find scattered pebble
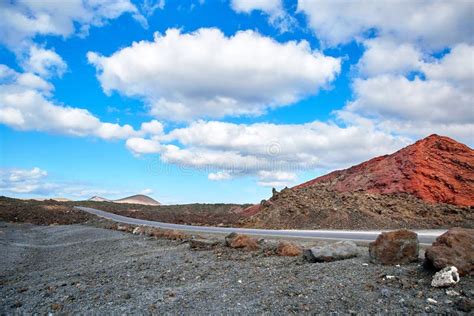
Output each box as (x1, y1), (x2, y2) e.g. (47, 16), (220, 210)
(446, 290), (460, 297)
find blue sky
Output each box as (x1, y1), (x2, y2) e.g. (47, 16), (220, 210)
(0, 0), (473, 203)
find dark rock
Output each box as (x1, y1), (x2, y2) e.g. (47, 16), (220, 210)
(424, 227), (474, 276)
(189, 239), (219, 251)
(456, 297), (473, 312)
(225, 232), (238, 246)
(303, 241), (358, 262)
(369, 230), (419, 265)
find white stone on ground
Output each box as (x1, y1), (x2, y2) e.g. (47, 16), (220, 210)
(431, 266), (460, 288)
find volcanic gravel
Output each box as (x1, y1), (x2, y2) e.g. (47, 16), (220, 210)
(1, 222), (473, 314)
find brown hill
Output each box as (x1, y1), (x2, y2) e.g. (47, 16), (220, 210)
(88, 196), (111, 202)
(244, 135), (474, 229)
(114, 194), (161, 206)
(296, 134), (474, 206)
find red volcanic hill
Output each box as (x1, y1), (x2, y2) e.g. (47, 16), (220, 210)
(295, 134), (474, 206)
(243, 135), (473, 230)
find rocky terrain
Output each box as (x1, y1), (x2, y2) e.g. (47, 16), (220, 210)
(0, 197), (93, 225)
(1, 221), (473, 314)
(244, 184), (473, 229)
(0, 197), (248, 227)
(71, 200), (248, 227)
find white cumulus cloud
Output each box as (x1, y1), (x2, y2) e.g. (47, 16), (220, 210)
(126, 137), (164, 154)
(230, 0), (296, 32)
(208, 171), (233, 181)
(0, 167), (51, 194)
(231, 0), (281, 13)
(125, 120), (408, 186)
(0, 65), (140, 140)
(297, 0), (474, 49)
(421, 43), (474, 91)
(340, 44), (474, 143)
(88, 28), (341, 121)
(357, 38), (424, 77)
(140, 120), (164, 136)
(257, 170), (297, 187)
(0, 167), (149, 199)
(21, 45), (67, 78)
(0, 0), (147, 51)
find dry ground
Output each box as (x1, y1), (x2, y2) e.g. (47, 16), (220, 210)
(0, 197), (93, 225)
(1, 221), (473, 314)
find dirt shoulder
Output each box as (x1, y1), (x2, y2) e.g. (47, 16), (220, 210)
(1, 222), (472, 314)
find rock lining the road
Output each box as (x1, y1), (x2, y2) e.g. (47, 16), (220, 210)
(425, 227), (474, 276)
(303, 241), (359, 263)
(369, 230), (419, 265)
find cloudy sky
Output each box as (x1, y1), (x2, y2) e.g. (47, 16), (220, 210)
(1, 0), (473, 203)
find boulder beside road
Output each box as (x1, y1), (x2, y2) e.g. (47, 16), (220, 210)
(425, 227), (474, 276)
(304, 241), (358, 262)
(225, 233), (261, 251)
(369, 230), (419, 265)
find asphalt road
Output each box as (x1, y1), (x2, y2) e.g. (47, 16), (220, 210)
(75, 206), (445, 245)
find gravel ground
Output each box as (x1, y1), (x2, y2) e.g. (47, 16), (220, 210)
(1, 221), (472, 314)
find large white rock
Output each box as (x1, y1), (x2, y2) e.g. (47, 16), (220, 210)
(431, 266), (460, 287)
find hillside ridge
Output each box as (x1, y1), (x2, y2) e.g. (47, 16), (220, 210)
(88, 194), (160, 206)
(295, 134), (474, 206)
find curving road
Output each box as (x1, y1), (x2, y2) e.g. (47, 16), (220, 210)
(75, 206), (445, 245)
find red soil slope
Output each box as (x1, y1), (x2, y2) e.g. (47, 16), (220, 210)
(295, 134), (474, 206)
